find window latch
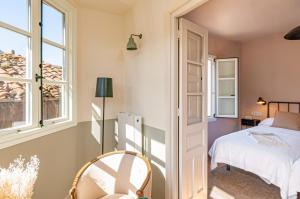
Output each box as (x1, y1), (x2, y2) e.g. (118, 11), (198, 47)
(35, 74), (43, 82)
(39, 120), (44, 127)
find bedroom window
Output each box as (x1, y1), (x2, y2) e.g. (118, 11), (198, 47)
(0, 0), (76, 148)
(207, 55), (216, 118)
(207, 56), (239, 119)
(215, 58), (239, 118)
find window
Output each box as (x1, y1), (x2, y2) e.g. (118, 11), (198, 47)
(215, 58), (239, 118)
(42, 3), (67, 122)
(0, 0), (76, 147)
(0, 0), (31, 131)
(207, 55), (216, 118)
(207, 56), (239, 119)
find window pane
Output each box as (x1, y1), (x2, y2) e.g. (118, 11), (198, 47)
(0, 0), (29, 31)
(218, 98), (235, 116)
(0, 28), (29, 78)
(43, 3), (64, 44)
(0, 81), (29, 130)
(218, 60), (235, 78)
(218, 79), (235, 96)
(43, 84), (65, 120)
(42, 43), (64, 81)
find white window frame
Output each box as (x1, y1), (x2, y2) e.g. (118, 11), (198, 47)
(0, 0), (77, 150)
(42, 1), (69, 126)
(207, 55), (216, 122)
(215, 58), (238, 118)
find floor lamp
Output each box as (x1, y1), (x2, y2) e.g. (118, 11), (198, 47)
(95, 77), (113, 154)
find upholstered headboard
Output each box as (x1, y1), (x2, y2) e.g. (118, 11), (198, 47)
(267, 101), (300, 117)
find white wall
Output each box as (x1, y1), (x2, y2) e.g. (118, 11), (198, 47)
(123, 1), (192, 198)
(77, 7), (126, 122)
(123, 0), (190, 131)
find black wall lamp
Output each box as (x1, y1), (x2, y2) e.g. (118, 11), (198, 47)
(284, 26), (300, 40)
(257, 97), (267, 105)
(127, 33), (142, 50)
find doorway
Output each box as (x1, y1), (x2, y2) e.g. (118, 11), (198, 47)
(169, 1), (209, 198)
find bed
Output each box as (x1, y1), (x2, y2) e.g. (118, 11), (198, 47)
(209, 101), (300, 199)
(289, 159), (300, 199)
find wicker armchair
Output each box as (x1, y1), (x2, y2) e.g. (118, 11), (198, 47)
(69, 151), (152, 199)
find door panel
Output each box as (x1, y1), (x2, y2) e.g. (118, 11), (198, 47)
(179, 18), (208, 199)
(187, 63), (202, 93)
(187, 95), (202, 125)
(187, 31), (203, 63)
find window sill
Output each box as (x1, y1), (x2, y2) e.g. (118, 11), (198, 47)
(208, 117), (217, 122)
(0, 120), (77, 150)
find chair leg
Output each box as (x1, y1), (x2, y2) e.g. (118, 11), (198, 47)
(297, 192), (300, 199)
(226, 164), (231, 171)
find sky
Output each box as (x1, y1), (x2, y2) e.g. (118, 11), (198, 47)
(0, 0), (64, 66)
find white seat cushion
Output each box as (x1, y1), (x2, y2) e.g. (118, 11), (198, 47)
(100, 194), (134, 199)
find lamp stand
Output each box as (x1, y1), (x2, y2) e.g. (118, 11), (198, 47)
(101, 97), (105, 154)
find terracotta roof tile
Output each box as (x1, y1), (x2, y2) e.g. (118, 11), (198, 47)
(0, 51), (62, 101)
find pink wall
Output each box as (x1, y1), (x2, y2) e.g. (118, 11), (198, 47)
(240, 33), (300, 119)
(208, 34), (241, 148)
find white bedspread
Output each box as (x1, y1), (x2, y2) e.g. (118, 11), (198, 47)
(247, 130), (289, 147)
(289, 159), (300, 199)
(209, 126), (300, 199)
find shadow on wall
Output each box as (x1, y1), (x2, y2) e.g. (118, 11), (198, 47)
(114, 118), (166, 199)
(143, 125), (166, 199)
(76, 102), (117, 167)
(91, 102), (102, 145)
(80, 105), (166, 199)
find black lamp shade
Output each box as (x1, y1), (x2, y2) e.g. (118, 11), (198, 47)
(95, 77), (113, 97)
(284, 26), (300, 40)
(257, 97), (266, 105)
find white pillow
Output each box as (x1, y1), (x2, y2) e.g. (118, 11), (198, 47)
(258, 118), (274, 127)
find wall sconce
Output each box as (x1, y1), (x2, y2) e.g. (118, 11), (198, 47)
(284, 26), (300, 40)
(257, 97), (267, 105)
(127, 34), (142, 50)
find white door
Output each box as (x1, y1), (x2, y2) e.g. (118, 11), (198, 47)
(178, 18), (208, 199)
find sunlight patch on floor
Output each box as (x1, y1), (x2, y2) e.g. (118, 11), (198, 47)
(210, 186), (235, 199)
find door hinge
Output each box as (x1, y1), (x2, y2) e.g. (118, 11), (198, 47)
(177, 109), (180, 116)
(177, 31), (181, 39)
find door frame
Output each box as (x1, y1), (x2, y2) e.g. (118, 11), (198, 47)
(168, 0), (209, 198)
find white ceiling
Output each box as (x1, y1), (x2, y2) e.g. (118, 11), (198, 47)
(75, 0), (137, 15)
(184, 0), (300, 42)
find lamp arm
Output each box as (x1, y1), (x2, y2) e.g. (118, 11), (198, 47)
(131, 33), (143, 39)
